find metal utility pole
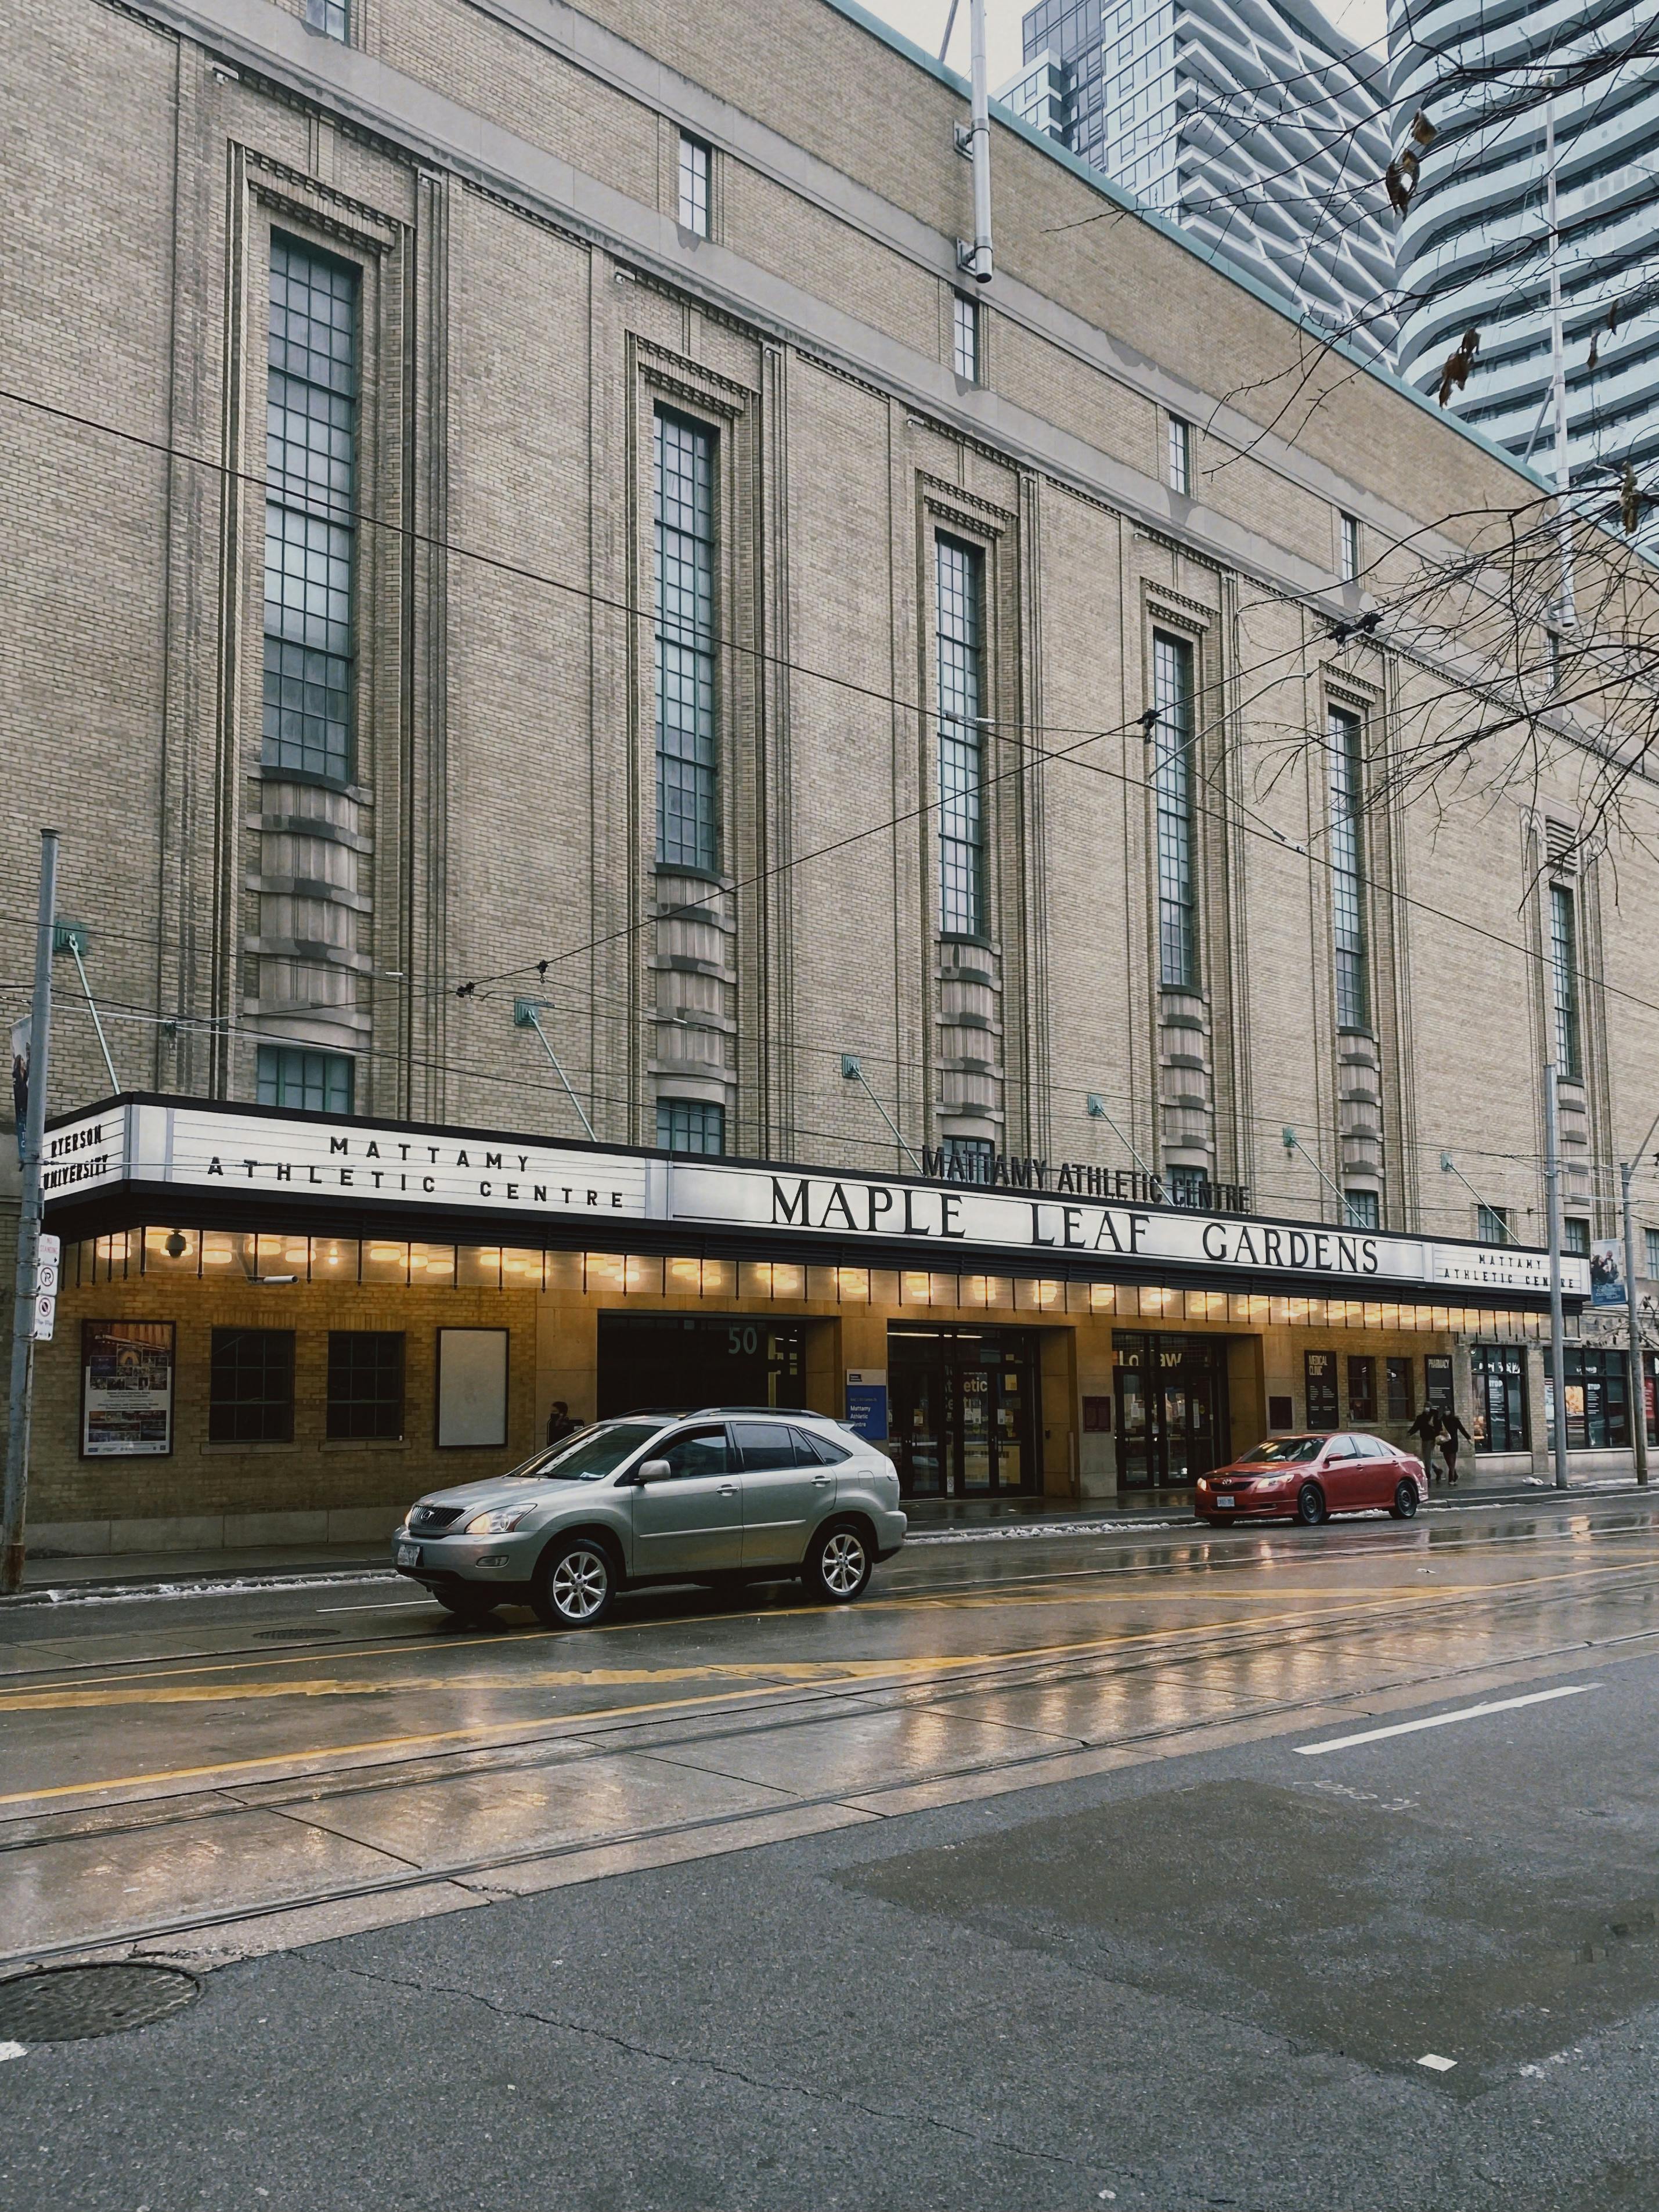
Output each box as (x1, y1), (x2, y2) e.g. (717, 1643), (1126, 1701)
(1618, 1103), (1659, 1488)
(1544, 1059), (1570, 1491)
(1545, 93), (1575, 632)
(952, 0), (994, 284)
(2, 831), (59, 1595)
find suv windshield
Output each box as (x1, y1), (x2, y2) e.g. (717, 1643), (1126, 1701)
(502, 1420), (665, 1482)
(1241, 1436), (1326, 1465)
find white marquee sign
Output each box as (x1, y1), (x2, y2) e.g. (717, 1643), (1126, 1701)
(43, 1101), (1585, 1302)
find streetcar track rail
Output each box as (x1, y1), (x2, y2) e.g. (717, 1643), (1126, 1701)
(6, 1607), (1658, 1976)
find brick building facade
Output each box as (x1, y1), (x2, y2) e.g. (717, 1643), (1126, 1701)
(1, 0), (1654, 1553)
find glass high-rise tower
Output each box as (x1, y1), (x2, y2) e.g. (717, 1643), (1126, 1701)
(1004, 0), (1399, 363)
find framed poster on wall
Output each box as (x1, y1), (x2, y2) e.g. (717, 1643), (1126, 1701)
(435, 1327), (509, 1449)
(81, 1320), (175, 1457)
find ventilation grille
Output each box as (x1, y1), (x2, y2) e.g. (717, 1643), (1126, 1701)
(1544, 820), (1579, 873)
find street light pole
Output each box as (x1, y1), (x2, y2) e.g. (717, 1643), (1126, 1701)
(2, 830), (59, 1596)
(1544, 1059), (1570, 1491)
(1618, 1102), (1659, 1489)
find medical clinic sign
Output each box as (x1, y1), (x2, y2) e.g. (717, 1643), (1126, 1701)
(42, 1098), (1582, 1302)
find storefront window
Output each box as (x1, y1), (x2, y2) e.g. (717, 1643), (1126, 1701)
(1346, 1354), (1375, 1423)
(1386, 1355), (1413, 1423)
(327, 1331), (405, 1440)
(1470, 1344), (1528, 1453)
(210, 1328), (295, 1443)
(1543, 1347), (1629, 1449)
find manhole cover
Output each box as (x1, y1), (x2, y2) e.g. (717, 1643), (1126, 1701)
(0, 1965), (200, 2043)
(254, 1626), (337, 1640)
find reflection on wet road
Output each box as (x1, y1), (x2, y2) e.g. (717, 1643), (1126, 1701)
(2, 1498), (1655, 1965)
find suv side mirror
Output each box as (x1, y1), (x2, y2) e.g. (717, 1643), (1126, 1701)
(632, 1457), (671, 1485)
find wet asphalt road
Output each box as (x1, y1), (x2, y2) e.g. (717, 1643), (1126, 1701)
(1, 1496), (1657, 2208)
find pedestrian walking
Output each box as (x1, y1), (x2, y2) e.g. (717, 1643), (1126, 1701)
(1409, 1403), (1443, 1481)
(544, 1399), (579, 1448)
(1439, 1409), (1472, 1486)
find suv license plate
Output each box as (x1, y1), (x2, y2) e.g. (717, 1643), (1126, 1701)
(1214, 1496), (1234, 1510)
(397, 1542), (421, 1567)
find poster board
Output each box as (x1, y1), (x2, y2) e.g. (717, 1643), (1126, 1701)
(435, 1327), (509, 1449)
(81, 1320), (175, 1457)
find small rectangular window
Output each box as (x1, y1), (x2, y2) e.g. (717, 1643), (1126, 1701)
(304, 0), (349, 36)
(1166, 1164), (1208, 1206)
(943, 1134), (996, 1185)
(327, 1331), (405, 1441)
(257, 1044), (354, 1115)
(1344, 1189), (1379, 1230)
(1645, 1227), (1659, 1279)
(1563, 1217), (1589, 1257)
(210, 1328), (295, 1443)
(678, 133), (710, 237)
(953, 292), (980, 382)
(1167, 414), (1191, 495)
(1477, 1203), (1509, 1246)
(657, 1099), (725, 1155)
(1339, 512), (1359, 583)
(1385, 1355), (1413, 1424)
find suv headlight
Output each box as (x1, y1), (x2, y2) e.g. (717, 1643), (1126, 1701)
(463, 1506), (532, 1535)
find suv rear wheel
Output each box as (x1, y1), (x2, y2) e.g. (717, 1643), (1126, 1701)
(532, 1536), (616, 1630)
(802, 1522), (872, 1605)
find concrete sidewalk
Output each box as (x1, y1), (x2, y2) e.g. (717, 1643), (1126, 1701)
(4, 1466), (1644, 1602)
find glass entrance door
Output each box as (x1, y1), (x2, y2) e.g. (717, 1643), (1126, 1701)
(888, 1326), (1039, 1499)
(1113, 1333), (1229, 1488)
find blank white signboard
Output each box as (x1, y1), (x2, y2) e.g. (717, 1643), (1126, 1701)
(437, 1328), (509, 1448)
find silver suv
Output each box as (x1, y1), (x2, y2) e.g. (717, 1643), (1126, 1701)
(392, 1409), (907, 1629)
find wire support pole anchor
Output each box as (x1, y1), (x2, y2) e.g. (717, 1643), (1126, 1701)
(841, 1054), (922, 1173)
(513, 999), (597, 1144)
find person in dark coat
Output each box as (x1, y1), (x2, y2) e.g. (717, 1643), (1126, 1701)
(1439, 1409), (1473, 1486)
(544, 1399), (580, 1448)
(1408, 1404), (1443, 1480)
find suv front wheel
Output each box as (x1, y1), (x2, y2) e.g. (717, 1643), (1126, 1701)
(532, 1536), (616, 1629)
(802, 1522), (872, 1605)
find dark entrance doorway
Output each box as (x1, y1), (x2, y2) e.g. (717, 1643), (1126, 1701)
(597, 1313), (806, 1419)
(887, 1325), (1040, 1499)
(1113, 1331), (1230, 1488)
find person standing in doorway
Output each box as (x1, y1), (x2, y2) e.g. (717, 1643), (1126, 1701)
(545, 1399), (580, 1448)
(1439, 1408), (1472, 1486)
(1409, 1403), (1443, 1481)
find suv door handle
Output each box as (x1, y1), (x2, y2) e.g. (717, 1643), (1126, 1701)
(717, 1483), (737, 1496)
(813, 1473), (831, 1485)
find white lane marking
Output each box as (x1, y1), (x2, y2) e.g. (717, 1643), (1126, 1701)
(0, 2041), (27, 2062)
(316, 1598), (437, 1613)
(1296, 1683), (1599, 1756)
(1418, 2054), (1456, 2073)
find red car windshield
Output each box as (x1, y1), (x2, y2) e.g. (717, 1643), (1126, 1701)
(1239, 1436), (1327, 1465)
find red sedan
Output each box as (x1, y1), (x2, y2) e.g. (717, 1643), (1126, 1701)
(1195, 1432), (1428, 1525)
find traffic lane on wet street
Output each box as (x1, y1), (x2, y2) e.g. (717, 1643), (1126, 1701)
(5, 1503), (1657, 1818)
(2, 1499), (1657, 1811)
(2, 1640), (1657, 2208)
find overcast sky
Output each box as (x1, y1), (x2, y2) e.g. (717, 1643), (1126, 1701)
(865, 0), (1388, 86)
